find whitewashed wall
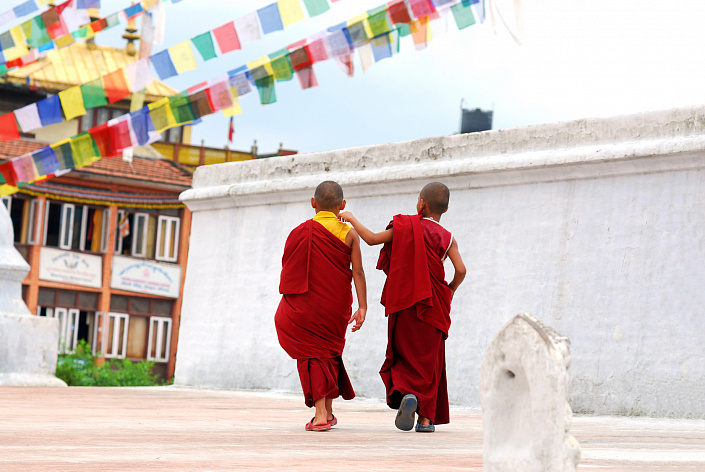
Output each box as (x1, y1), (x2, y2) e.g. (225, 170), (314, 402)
(176, 106), (705, 418)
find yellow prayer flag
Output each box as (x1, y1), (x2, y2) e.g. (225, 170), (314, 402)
(168, 41), (198, 75)
(59, 86), (87, 121)
(221, 90), (242, 117)
(0, 184), (19, 197)
(148, 97), (169, 111)
(149, 104), (177, 133)
(246, 56), (274, 77)
(277, 0), (305, 27)
(70, 134), (95, 168)
(4, 26), (29, 61)
(37, 0), (53, 5)
(55, 34), (75, 48)
(142, 0), (160, 10)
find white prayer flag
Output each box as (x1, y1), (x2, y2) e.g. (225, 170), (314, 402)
(234, 12), (261, 44)
(14, 103), (41, 132)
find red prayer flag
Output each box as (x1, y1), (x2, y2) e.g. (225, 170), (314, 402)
(110, 120), (133, 153)
(388, 0), (412, 24)
(212, 22), (241, 54)
(90, 18), (109, 33)
(0, 161), (18, 187)
(89, 122), (119, 158)
(296, 67), (318, 89)
(102, 69), (131, 104)
(41, 7), (69, 39)
(0, 113), (20, 142)
(288, 48), (313, 71)
(409, 0), (436, 19)
(305, 39), (328, 63)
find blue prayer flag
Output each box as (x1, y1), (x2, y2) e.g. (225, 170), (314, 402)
(257, 3), (284, 35)
(130, 108), (151, 145)
(12, 1), (39, 18)
(38, 42), (55, 53)
(37, 95), (63, 126)
(150, 50), (178, 80)
(77, 0), (100, 8)
(124, 4), (143, 19)
(31, 147), (59, 176)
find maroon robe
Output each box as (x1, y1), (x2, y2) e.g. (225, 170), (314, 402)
(378, 214), (453, 425)
(274, 219), (356, 407)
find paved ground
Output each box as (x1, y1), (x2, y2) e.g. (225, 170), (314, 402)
(1, 387), (704, 471)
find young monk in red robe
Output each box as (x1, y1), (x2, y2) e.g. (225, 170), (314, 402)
(341, 182), (466, 433)
(275, 181), (367, 432)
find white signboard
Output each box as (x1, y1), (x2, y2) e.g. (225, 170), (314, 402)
(111, 256), (182, 299)
(39, 247), (103, 288)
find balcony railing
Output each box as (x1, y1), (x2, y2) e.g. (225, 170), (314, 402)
(153, 142), (253, 170)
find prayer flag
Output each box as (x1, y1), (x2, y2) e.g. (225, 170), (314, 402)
(357, 42), (374, 72)
(31, 147), (59, 176)
(451, 1), (476, 30)
(367, 9), (392, 37)
(125, 58), (154, 91)
(346, 21), (369, 43)
(13, 1), (39, 17)
(333, 53), (354, 77)
(0, 31), (14, 50)
(249, 65), (271, 82)
(51, 139), (74, 169)
(124, 3), (143, 19)
(270, 54), (293, 81)
(59, 86), (86, 121)
(234, 13), (261, 44)
(106, 12), (120, 28)
(77, 0), (101, 8)
(305, 38), (328, 63)
(0, 11), (17, 28)
(108, 119), (133, 153)
(288, 47), (312, 71)
(169, 41), (197, 74)
(129, 108), (151, 145)
(295, 67), (318, 89)
(54, 33), (74, 48)
(411, 16), (433, 50)
(14, 103), (41, 132)
(89, 18), (108, 33)
(229, 73), (252, 97)
(433, 0), (455, 6)
(0, 113), (20, 141)
(169, 93), (195, 124)
(118, 213), (130, 238)
(409, 0), (436, 19)
(38, 40), (54, 52)
(277, 0), (304, 27)
(255, 76), (276, 105)
(257, 3), (284, 35)
(246, 56), (275, 77)
(303, 0), (329, 17)
(148, 103), (176, 133)
(188, 90), (214, 120)
(89, 122), (118, 157)
(41, 7), (68, 39)
(326, 28), (351, 56)
(12, 153), (38, 183)
(228, 116), (234, 142)
(222, 94), (242, 117)
(212, 22), (241, 54)
(206, 81), (234, 111)
(388, 0), (412, 24)
(22, 16), (51, 49)
(102, 69), (131, 103)
(372, 33), (393, 62)
(37, 95), (63, 126)
(150, 49), (178, 80)
(80, 78), (108, 109)
(191, 31), (217, 61)
(0, 161), (17, 186)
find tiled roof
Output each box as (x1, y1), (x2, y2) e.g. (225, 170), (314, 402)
(4, 42), (177, 102)
(0, 139), (192, 188)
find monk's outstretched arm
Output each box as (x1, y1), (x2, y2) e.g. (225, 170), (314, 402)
(339, 211), (393, 246)
(347, 230), (367, 332)
(446, 238), (466, 296)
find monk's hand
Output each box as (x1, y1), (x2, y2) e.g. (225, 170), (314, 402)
(339, 211), (355, 223)
(349, 307), (366, 332)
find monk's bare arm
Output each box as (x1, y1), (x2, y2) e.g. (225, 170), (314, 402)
(347, 230), (367, 332)
(446, 238), (466, 295)
(339, 211), (393, 246)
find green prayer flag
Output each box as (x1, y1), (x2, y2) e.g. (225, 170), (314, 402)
(191, 32), (217, 61)
(0, 65), (8, 76)
(169, 93), (195, 124)
(451, 1), (476, 30)
(80, 79), (108, 109)
(73, 26), (90, 39)
(302, 0), (330, 17)
(397, 23), (411, 38)
(270, 55), (294, 82)
(368, 10), (392, 37)
(23, 17), (51, 49)
(51, 141), (74, 170)
(255, 76), (276, 105)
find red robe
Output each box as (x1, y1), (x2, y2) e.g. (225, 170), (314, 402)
(274, 219), (355, 407)
(378, 214), (453, 425)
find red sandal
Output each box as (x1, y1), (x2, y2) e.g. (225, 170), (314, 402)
(305, 418), (331, 432)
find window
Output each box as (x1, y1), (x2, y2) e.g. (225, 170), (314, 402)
(95, 312), (129, 359)
(155, 216), (179, 262)
(79, 109), (95, 132)
(37, 288), (100, 354)
(5, 197), (43, 244)
(109, 295), (172, 316)
(48, 307), (80, 354)
(115, 209), (180, 262)
(147, 317), (172, 362)
(162, 126), (183, 144)
(44, 201), (110, 253)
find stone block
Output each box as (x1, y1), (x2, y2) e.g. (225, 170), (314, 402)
(481, 314), (580, 472)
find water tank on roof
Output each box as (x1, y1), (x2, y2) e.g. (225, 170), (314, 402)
(461, 108), (493, 134)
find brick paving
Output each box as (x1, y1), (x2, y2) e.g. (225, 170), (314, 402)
(1, 387), (703, 471)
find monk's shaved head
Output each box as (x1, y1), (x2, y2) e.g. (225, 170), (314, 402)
(314, 181), (344, 211)
(420, 182), (450, 214)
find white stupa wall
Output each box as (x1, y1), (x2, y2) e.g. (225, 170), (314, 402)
(175, 106), (705, 418)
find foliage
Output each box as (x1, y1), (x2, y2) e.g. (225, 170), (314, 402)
(56, 340), (163, 387)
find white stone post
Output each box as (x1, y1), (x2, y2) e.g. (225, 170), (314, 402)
(481, 313), (579, 472)
(0, 203), (66, 386)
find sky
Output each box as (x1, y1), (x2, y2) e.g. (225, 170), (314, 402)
(11, 0), (705, 155)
